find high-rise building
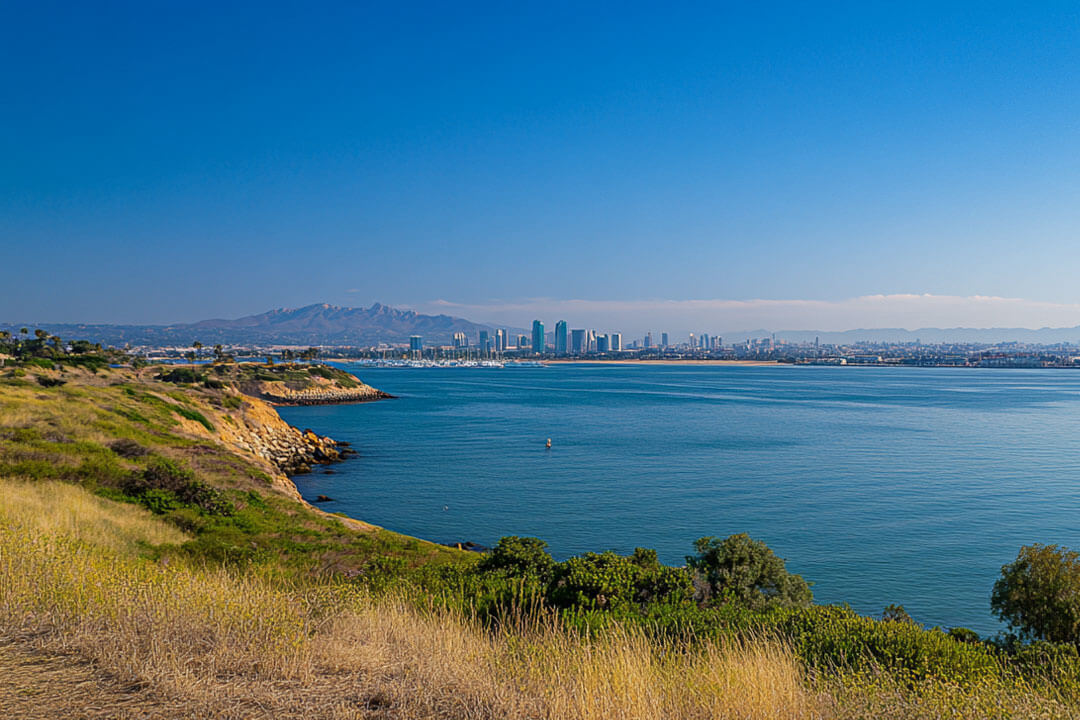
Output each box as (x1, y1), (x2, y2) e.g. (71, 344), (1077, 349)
(571, 329), (587, 354)
(409, 335), (423, 353)
(610, 333), (622, 351)
(596, 334), (610, 353)
(479, 330), (490, 354)
(554, 320), (568, 355)
(661, 332), (669, 348)
(453, 332), (468, 349)
(495, 328), (506, 352)
(517, 334), (529, 350)
(531, 320), (545, 355)
(588, 329), (596, 353)
(701, 333), (709, 349)
(688, 333), (695, 348)
(644, 333), (652, 349)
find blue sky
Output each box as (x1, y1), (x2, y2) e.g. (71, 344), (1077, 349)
(3, 2), (1080, 333)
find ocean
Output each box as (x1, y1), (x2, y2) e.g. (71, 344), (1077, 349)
(278, 363), (1080, 635)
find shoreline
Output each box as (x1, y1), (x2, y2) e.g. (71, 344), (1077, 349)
(543, 359), (782, 367)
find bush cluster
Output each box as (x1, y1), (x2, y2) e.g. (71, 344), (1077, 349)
(121, 457), (234, 516)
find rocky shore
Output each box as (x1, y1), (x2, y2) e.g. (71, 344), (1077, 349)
(253, 384), (393, 406)
(219, 398), (356, 475)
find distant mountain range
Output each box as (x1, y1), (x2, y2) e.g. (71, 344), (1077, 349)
(0, 303), (510, 347)
(6, 303), (1080, 347)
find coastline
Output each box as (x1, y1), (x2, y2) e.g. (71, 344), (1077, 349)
(544, 359), (782, 367)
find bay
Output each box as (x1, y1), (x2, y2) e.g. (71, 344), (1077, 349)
(279, 364), (1080, 635)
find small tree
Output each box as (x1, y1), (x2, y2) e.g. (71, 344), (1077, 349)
(882, 604), (916, 624)
(478, 536), (555, 579)
(687, 533), (812, 609)
(992, 543), (1080, 645)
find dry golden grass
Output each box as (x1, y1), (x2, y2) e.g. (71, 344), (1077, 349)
(317, 600), (816, 719)
(0, 477), (822, 719)
(3, 476), (1077, 718)
(0, 478), (188, 552)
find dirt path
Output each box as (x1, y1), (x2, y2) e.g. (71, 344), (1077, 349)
(0, 641), (174, 719)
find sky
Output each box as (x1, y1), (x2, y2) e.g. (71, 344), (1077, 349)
(2, 2), (1080, 335)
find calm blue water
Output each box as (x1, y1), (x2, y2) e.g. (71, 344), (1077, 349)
(279, 364), (1080, 635)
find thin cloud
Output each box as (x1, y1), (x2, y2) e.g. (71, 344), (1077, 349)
(416, 294), (1080, 336)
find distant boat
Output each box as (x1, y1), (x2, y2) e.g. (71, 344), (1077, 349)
(506, 361), (545, 368)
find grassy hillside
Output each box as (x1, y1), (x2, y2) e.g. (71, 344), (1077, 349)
(0, 362), (460, 575)
(2, 358), (1080, 718)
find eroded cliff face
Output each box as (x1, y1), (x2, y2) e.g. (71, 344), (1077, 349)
(151, 365), (381, 499)
(215, 394), (351, 475)
(133, 362), (389, 502)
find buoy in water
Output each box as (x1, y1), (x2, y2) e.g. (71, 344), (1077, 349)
(545, 438), (552, 449)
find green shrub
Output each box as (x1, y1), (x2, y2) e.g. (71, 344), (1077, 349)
(122, 457), (233, 516)
(139, 488), (179, 514)
(157, 368), (205, 384)
(948, 627), (981, 644)
(478, 536), (555, 579)
(687, 533), (812, 609)
(548, 549), (694, 610)
(23, 357), (56, 370)
(173, 406), (214, 432)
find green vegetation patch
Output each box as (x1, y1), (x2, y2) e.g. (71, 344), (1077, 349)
(173, 406), (215, 432)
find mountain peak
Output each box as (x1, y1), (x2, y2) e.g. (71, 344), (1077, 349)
(157, 302), (497, 345)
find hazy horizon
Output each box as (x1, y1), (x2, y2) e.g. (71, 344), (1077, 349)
(10, 294), (1080, 343)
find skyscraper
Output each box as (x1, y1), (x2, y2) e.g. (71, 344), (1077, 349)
(610, 333), (622, 351)
(554, 320), (568, 355)
(409, 335), (423, 353)
(571, 329), (587, 354)
(644, 333), (652, 349)
(661, 332), (669, 348)
(495, 328), (506, 352)
(479, 330), (490, 355)
(596, 334), (609, 353)
(531, 320), (545, 354)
